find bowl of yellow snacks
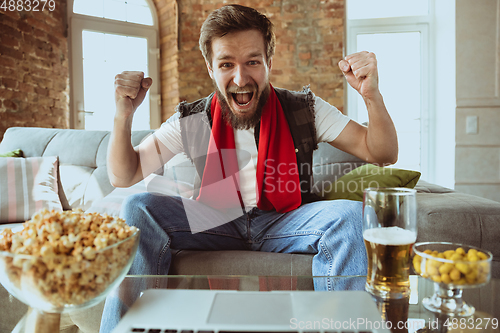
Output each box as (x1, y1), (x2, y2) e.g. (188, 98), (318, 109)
(0, 209), (139, 332)
(413, 242), (492, 317)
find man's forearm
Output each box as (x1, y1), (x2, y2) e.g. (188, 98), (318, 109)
(107, 116), (140, 187)
(338, 51), (398, 165)
(364, 93), (398, 165)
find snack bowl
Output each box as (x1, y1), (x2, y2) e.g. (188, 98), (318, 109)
(0, 229), (139, 313)
(413, 242), (492, 316)
(0, 209), (140, 332)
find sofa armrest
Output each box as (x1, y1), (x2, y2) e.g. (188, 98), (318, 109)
(415, 179), (455, 194)
(416, 191), (500, 278)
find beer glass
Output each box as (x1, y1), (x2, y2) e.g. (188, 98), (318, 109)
(363, 188), (417, 299)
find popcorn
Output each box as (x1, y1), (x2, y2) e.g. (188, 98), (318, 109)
(0, 209), (138, 308)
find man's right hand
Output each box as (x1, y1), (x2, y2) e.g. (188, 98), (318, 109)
(114, 71), (152, 119)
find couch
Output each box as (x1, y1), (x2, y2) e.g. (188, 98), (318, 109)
(1, 126), (499, 333)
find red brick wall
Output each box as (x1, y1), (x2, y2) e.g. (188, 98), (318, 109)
(152, 0), (180, 121)
(0, 1), (69, 140)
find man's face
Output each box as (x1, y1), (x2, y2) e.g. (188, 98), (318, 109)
(207, 29), (272, 129)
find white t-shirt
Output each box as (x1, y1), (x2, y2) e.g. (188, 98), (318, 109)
(156, 95), (350, 210)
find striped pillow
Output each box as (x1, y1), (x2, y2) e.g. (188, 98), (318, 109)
(0, 156), (63, 223)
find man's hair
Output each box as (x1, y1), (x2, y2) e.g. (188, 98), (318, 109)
(199, 4), (276, 68)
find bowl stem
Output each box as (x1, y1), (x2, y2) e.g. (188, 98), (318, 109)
(422, 283), (474, 317)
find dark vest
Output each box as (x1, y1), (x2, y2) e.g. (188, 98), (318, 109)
(177, 87), (319, 207)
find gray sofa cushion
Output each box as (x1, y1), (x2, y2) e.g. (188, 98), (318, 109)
(414, 179), (455, 194)
(312, 143), (366, 192)
(170, 250), (313, 276)
(170, 250), (315, 290)
(0, 127), (154, 213)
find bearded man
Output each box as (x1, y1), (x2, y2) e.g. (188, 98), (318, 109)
(101, 4), (398, 332)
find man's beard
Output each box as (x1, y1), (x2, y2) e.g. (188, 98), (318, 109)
(215, 83), (270, 130)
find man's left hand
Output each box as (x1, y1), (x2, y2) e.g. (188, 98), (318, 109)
(338, 51), (380, 100)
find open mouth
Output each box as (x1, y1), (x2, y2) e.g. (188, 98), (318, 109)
(231, 92), (254, 107)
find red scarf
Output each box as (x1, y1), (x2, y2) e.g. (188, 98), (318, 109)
(196, 85), (302, 213)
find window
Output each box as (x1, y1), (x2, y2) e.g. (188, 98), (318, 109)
(73, 0), (154, 26)
(347, 0), (431, 176)
(69, 0), (160, 130)
(347, 0), (429, 19)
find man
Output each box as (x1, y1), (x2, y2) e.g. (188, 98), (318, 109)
(100, 4), (397, 332)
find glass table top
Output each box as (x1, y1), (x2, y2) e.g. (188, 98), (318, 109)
(117, 275), (500, 333)
(1, 275), (498, 333)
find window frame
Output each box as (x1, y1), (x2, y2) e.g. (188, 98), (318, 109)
(346, 6), (435, 180)
(68, 0), (161, 130)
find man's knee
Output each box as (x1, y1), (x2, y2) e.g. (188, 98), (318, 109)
(121, 192), (151, 213)
(120, 193), (180, 220)
(321, 199), (363, 222)
(318, 200), (364, 241)
(339, 199), (363, 211)
(122, 192), (179, 209)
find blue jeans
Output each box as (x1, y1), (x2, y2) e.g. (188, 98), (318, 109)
(99, 193), (367, 333)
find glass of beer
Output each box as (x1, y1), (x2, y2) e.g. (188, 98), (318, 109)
(363, 188), (417, 299)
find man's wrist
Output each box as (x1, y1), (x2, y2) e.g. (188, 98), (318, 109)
(113, 113), (134, 130)
(362, 91), (384, 106)
(363, 91), (385, 111)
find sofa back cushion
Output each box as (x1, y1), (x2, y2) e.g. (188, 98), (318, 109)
(0, 127), (154, 212)
(312, 142), (366, 193)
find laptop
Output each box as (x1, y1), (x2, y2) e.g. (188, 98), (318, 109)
(112, 289), (390, 333)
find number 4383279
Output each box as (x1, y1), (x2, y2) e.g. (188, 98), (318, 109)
(0, 0), (56, 11)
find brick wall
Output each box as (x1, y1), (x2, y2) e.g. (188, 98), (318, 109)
(160, 0), (345, 119)
(152, 0), (180, 121)
(0, 0), (344, 138)
(0, 1), (69, 140)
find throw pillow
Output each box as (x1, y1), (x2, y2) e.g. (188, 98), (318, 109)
(0, 156), (63, 223)
(320, 164), (421, 201)
(0, 149), (23, 157)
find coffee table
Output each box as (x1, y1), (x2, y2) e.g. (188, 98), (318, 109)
(3, 275), (499, 333)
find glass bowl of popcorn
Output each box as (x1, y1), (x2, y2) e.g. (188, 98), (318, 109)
(413, 242), (492, 316)
(0, 209), (140, 331)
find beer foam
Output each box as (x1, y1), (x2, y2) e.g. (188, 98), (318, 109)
(363, 226), (416, 245)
